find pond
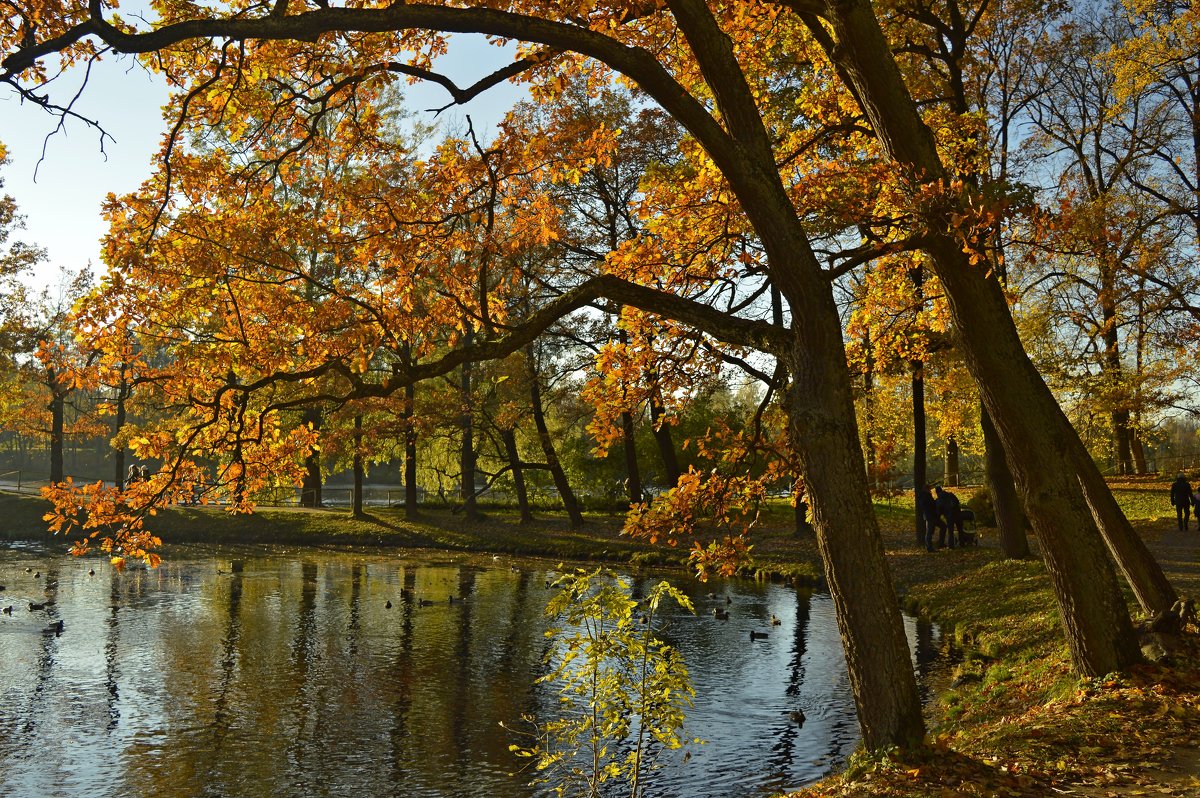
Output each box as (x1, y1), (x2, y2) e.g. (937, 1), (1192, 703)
(0, 542), (948, 797)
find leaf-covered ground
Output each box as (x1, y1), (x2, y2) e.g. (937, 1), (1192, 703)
(789, 480), (1200, 798)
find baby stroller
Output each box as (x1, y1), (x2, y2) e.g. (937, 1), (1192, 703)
(957, 507), (978, 545)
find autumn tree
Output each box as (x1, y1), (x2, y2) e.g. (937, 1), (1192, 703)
(6, 0), (1185, 748)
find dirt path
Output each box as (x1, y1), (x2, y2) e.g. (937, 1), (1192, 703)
(1147, 520), (1200, 599)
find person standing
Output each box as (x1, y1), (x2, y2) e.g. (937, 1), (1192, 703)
(1171, 472), (1193, 531)
(917, 484), (945, 552)
(934, 486), (963, 549)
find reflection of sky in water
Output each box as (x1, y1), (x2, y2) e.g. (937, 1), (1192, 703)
(0, 542), (947, 798)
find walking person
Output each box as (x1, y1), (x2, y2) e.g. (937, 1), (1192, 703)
(1171, 472), (1193, 531)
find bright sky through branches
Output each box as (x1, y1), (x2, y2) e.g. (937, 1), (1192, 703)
(0, 35), (526, 288)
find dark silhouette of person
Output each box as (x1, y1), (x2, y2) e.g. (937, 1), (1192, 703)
(126, 464), (142, 485)
(917, 484), (945, 552)
(1170, 472), (1192, 531)
(935, 486), (963, 548)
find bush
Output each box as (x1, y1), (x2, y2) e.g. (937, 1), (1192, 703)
(966, 489), (996, 528)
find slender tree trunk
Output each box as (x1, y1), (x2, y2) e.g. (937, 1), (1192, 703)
(527, 345), (584, 528)
(911, 361), (928, 546)
(618, 324), (643, 505)
(621, 409), (643, 505)
(352, 413), (365, 517)
(459, 343), (480, 522)
(648, 391), (682, 488)
(501, 427), (533, 524)
(49, 383), (65, 485)
(981, 404), (1030, 559)
(945, 436), (959, 487)
(114, 368), (128, 490)
(820, 0), (1147, 672)
(403, 381), (419, 517)
(300, 406), (322, 508)
(1112, 408), (1133, 477)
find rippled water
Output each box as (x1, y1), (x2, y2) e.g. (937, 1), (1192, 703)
(0, 542), (947, 797)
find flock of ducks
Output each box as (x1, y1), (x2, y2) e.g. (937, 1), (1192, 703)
(0, 564), (86, 636)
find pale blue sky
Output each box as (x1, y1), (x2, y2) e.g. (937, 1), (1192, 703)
(1, 36), (526, 287)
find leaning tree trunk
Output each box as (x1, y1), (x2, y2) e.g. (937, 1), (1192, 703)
(1131, 432), (1148, 475)
(665, 0), (924, 750)
(501, 427), (533, 524)
(527, 346), (584, 528)
(781, 308), (925, 750)
(820, 0), (1145, 673)
(980, 404), (1030, 559)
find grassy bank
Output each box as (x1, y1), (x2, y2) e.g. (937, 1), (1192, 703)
(0, 491), (675, 566)
(0, 490), (828, 582)
(793, 480), (1200, 797)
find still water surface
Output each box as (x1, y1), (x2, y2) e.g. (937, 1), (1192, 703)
(0, 542), (946, 797)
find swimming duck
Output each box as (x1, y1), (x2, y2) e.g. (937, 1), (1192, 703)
(418, 598), (434, 607)
(750, 630), (769, 641)
(385, 600), (393, 609)
(44, 620), (64, 635)
(29, 602), (45, 611)
(711, 607), (729, 620)
(2, 605), (12, 615)
(771, 614), (781, 626)
(88, 569), (95, 576)
(789, 709), (806, 724)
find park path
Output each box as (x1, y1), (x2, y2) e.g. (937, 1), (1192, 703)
(1146, 520), (1200, 599)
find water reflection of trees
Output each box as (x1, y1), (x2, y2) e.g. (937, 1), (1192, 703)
(0, 551), (947, 798)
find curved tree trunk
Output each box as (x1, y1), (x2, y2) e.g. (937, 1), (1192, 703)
(665, 0), (924, 750)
